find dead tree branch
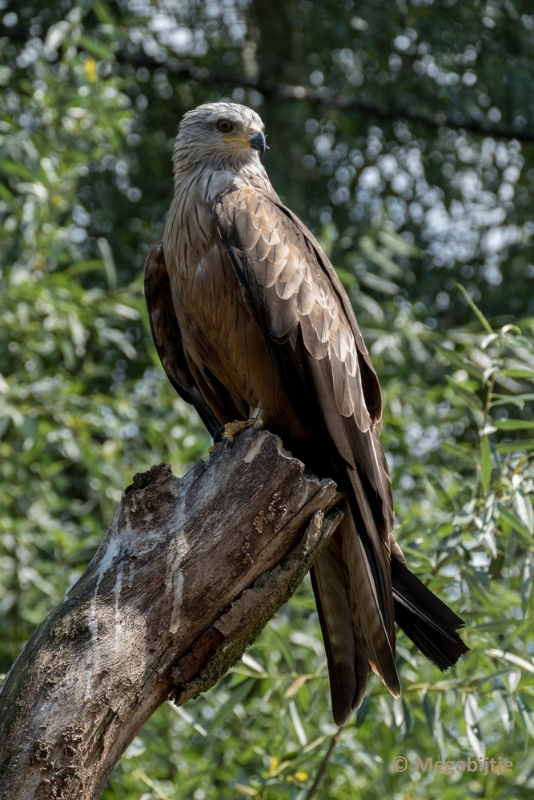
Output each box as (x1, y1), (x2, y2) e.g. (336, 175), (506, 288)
(0, 430), (342, 800)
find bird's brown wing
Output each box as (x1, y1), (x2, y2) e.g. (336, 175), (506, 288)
(144, 242), (221, 438)
(214, 183), (400, 722)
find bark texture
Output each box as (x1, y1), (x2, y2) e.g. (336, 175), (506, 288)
(0, 430), (342, 800)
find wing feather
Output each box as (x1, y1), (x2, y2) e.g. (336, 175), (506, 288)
(214, 184), (379, 431)
(144, 242), (221, 438)
(216, 185), (378, 422)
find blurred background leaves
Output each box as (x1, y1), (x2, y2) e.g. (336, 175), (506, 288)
(1, 0), (534, 797)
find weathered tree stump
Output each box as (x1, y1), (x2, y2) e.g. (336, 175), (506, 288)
(0, 430), (342, 799)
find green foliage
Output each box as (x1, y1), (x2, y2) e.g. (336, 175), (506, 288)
(0, 12), (210, 667)
(2, 1), (534, 798)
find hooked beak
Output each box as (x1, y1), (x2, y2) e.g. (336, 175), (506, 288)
(248, 131), (267, 157)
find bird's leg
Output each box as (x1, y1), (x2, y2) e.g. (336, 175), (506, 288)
(249, 406), (266, 424)
(209, 408), (265, 451)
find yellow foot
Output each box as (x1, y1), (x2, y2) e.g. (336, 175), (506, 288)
(209, 418), (264, 452)
(222, 418), (264, 443)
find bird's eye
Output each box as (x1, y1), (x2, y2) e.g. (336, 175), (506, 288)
(217, 120), (233, 133)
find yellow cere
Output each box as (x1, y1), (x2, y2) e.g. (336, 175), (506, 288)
(223, 136), (251, 147)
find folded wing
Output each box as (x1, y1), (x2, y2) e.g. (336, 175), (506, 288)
(214, 183), (401, 722)
(144, 242), (221, 437)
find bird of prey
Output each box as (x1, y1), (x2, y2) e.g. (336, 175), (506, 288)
(144, 102), (468, 726)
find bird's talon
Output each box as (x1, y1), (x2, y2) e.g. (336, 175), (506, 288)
(211, 418), (265, 449)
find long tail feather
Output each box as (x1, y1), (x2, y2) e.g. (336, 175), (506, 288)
(391, 557), (469, 670)
(311, 543), (363, 726)
(312, 501), (400, 726)
(340, 501), (400, 698)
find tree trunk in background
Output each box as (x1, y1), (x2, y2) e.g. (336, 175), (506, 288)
(248, 0), (300, 84)
(0, 430), (342, 800)
(247, 0), (315, 219)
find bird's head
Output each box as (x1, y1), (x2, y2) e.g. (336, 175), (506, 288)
(173, 102), (267, 174)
